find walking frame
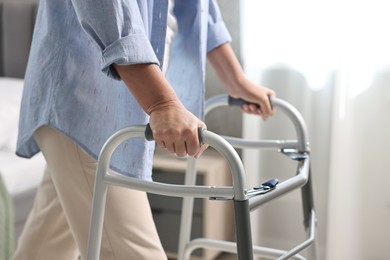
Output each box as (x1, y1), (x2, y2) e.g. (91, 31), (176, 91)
(86, 95), (318, 260)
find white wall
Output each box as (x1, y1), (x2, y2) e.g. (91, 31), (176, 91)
(240, 1), (390, 259)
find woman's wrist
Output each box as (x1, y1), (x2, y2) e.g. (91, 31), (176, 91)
(146, 98), (183, 115)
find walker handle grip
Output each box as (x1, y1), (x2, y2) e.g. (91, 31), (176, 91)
(144, 124), (154, 141)
(228, 96), (273, 110)
(145, 124), (204, 145)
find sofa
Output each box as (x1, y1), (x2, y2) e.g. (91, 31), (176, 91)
(0, 1), (45, 251)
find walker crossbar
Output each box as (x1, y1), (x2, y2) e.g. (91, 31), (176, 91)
(103, 172), (234, 199)
(183, 208), (315, 260)
(249, 155), (310, 210)
(219, 137), (300, 150)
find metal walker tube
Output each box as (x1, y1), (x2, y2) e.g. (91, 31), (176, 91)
(205, 95), (310, 152)
(86, 95), (318, 260)
(86, 126), (250, 260)
(179, 95), (318, 260)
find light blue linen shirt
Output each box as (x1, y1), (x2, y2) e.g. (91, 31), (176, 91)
(17, 0), (231, 180)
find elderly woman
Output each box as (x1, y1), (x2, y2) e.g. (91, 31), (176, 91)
(14, 0), (274, 259)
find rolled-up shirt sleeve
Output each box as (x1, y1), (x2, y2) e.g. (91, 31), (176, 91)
(71, 0), (159, 80)
(206, 0), (232, 52)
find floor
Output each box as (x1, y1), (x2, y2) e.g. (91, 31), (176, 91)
(168, 252), (237, 260)
(215, 252), (237, 260)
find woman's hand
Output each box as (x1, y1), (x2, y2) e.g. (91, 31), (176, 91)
(113, 63), (207, 158)
(148, 100), (207, 158)
(208, 43), (275, 120)
(230, 78), (275, 120)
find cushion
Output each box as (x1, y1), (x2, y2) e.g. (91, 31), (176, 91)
(0, 77), (24, 152)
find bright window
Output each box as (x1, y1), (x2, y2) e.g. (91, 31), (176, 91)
(241, 0), (390, 96)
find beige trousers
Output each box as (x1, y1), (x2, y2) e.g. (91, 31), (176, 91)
(12, 126), (167, 260)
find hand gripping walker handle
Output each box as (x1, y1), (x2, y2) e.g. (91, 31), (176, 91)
(144, 123), (205, 145)
(228, 96), (273, 110)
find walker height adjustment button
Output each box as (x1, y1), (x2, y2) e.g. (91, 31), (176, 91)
(254, 178), (279, 190)
(246, 178), (279, 198)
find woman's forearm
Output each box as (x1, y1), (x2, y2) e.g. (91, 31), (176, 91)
(113, 63), (180, 115)
(112, 63), (207, 157)
(207, 43), (246, 96)
(207, 43), (275, 119)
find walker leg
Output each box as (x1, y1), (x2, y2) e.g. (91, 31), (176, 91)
(234, 200), (253, 260)
(178, 158), (198, 260)
(301, 167), (318, 260)
(301, 167), (314, 230)
(86, 178), (108, 260)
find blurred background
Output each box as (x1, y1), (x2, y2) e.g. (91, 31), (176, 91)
(0, 0), (389, 259)
(206, 1), (390, 259)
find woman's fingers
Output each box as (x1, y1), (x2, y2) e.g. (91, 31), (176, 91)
(241, 99), (273, 120)
(149, 104), (207, 158)
(154, 126), (206, 158)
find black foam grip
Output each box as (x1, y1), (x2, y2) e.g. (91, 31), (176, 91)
(228, 96), (273, 110)
(145, 124), (154, 141)
(144, 124), (204, 145)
